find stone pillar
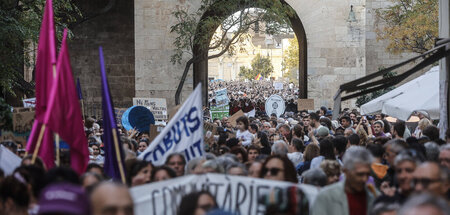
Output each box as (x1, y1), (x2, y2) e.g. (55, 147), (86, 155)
(439, 0), (450, 138)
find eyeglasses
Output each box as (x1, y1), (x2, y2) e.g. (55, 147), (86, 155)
(412, 177), (440, 188)
(262, 167), (284, 176)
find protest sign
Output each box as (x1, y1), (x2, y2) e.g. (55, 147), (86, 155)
(297, 99), (315, 111)
(22, 98), (36, 108)
(0, 145), (22, 175)
(228, 110), (245, 127)
(138, 84), (204, 166)
(130, 173), (318, 215)
(133, 98), (168, 121)
(273, 82), (283, 90)
(121, 106), (155, 133)
(214, 88), (229, 107)
(210, 105), (229, 119)
(265, 95), (285, 118)
(12, 108), (35, 133)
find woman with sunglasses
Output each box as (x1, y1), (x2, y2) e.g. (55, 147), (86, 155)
(259, 155), (298, 183)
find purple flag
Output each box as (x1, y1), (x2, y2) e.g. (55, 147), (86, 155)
(99, 47), (126, 183)
(76, 78), (83, 100)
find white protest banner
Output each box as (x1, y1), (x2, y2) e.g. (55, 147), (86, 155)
(273, 82), (283, 90)
(0, 145), (22, 175)
(138, 84), (204, 166)
(133, 98), (168, 121)
(214, 88), (229, 107)
(22, 98), (36, 108)
(265, 95), (286, 118)
(130, 173), (318, 215)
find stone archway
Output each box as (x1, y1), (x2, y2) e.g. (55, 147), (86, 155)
(192, 1), (307, 104)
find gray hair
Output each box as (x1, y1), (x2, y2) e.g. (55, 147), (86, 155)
(370, 202), (400, 215)
(225, 162), (248, 175)
(216, 154), (239, 170)
(185, 158), (204, 175)
(271, 141), (288, 156)
(202, 159), (224, 173)
(440, 143), (450, 151)
(398, 194), (449, 215)
(394, 150), (423, 166)
(384, 139), (406, 154)
(424, 142), (440, 162)
(301, 168), (327, 187)
(343, 146), (374, 170)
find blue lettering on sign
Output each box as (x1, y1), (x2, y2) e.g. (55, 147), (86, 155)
(142, 106), (202, 162)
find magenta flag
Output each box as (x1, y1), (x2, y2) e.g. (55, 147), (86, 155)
(26, 0), (57, 169)
(44, 29), (89, 175)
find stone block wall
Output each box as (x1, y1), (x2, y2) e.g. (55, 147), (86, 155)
(69, 0), (135, 117)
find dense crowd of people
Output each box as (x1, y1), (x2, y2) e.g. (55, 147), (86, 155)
(1, 89), (450, 215)
(208, 80), (299, 115)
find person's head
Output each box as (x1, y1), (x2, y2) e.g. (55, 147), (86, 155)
(292, 124), (304, 139)
(279, 124), (291, 138)
(373, 120), (385, 135)
(271, 141), (288, 156)
(371, 202), (400, 215)
(165, 153), (186, 176)
(248, 161), (263, 178)
(249, 123), (258, 134)
(126, 159), (153, 187)
(319, 138), (336, 160)
(81, 172), (103, 190)
(90, 182), (134, 215)
(303, 143), (320, 162)
(236, 116), (249, 131)
(394, 150), (424, 195)
(423, 125), (440, 142)
(320, 160), (341, 185)
(439, 144), (450, 168)
(247, 145), (260, 162)
(262, 122), (271, 131)
(21, 155), (46, 170)
(0, 175), (29, 214)
(393, 120), (406, 139)
(349, 112), (357, 123)
(230, 146), (248, 163)
(270, 119), (278, 128)
(340, 116), (351, 128)
(226, 162), (247, 176)
(418, 118), (432, 131)
(301, 168), (327, 187)
(366, 143), (384, 159)
(138, 138), (149, 153)
(316, 126), (330, 138)
(91, 143), (101, 156)
(309, 112), (320, 127)
(178, 191), (218, 215)
(398, 193), (449, 215)
(342, 146), (374, 192)
(290, 138), (304, 153)
(375, 113), (385, 121)
(260, 155), (298, 183)
(424, 142), (440, 162)
(86, 163), (104, 177)
(384, 139), (407, 166)
(151, 166), (177, 182)
(412, 162), (449, 197)
(344, 128), (354, 137)
(37, 183), (90, 215)
(302, 116), (310, 127)
(347, 134), (360, 147)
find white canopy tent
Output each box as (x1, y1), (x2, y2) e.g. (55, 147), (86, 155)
(360, 66), (439, 121)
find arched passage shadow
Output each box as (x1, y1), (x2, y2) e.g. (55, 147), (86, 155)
(192, 0), (307, 104)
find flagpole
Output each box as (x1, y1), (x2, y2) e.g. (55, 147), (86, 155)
(81, 99), (85, 121)
(112, 128), (126, 184)
(32, 124), (46, 164)
(55, 134), (60, 166)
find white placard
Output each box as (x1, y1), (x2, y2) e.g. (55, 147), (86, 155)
(22, 98), (36, 108)
(130, 173), (318, 215)
(133, 98), (168, 121)
(137, 85), (204, 166)
(0, 145), (22, 175)
(265, 95), (286, 118)
(273, 82), (283, 90)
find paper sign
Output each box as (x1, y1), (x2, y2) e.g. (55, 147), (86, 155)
(12, 108), (35, 133)
(273, 82), (283, 90)
(210, 105), (229, 120)
(265, 95), (285, 118)
(297, 99), (315, 111)
(214, 88), (229, 107)
(228, 110), (245, 127)
(22, 98), (36, 108)
(133, 98), (168, 121)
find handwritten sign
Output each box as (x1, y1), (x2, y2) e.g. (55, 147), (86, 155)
(297, 99), (315, 111)
(12, 108), (35, 133)
(133, 98), (168, 121)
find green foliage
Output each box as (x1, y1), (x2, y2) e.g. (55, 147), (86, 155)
(355, 69), (397, 107)
(170, 0), (295, 65)
(0, 98), (12, 131)
(376, 0), (438, 54)
(282, 36), (299, 82)
(239, 54), (274, 79)
(0, 0), (82, 97)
